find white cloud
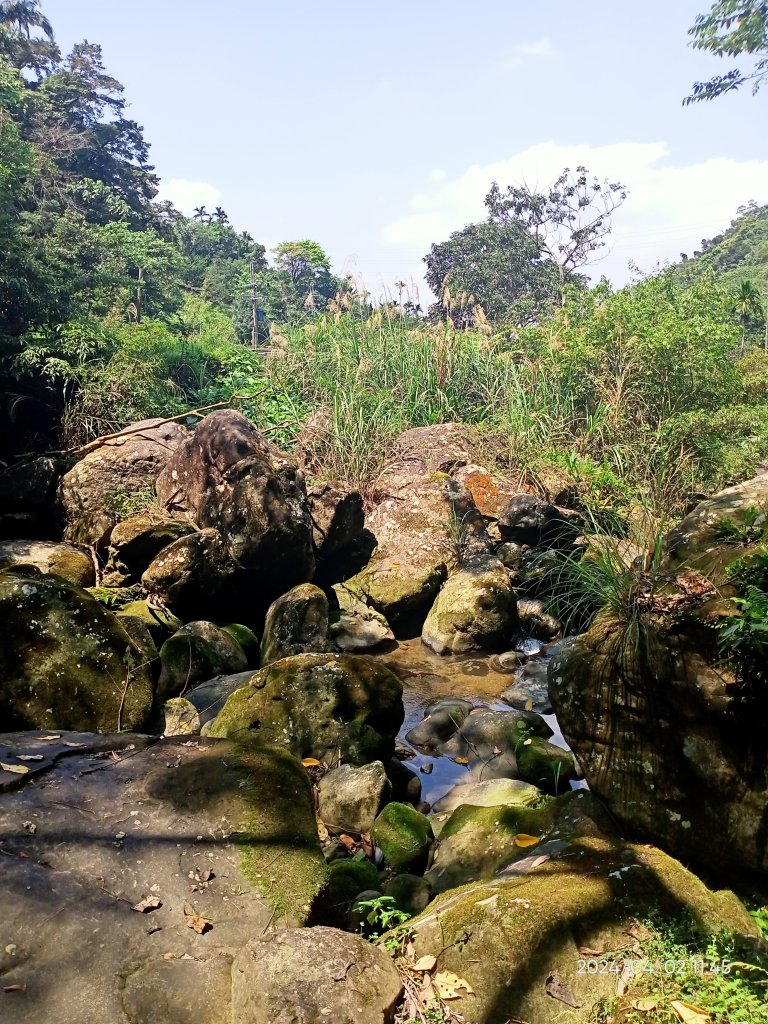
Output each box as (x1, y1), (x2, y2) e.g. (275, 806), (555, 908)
(157, 178), (222, 214)
(383, 141), (768, 285)
(499, 37), (558, 71)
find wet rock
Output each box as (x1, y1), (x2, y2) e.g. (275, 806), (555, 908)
(209, 653), (404, 767)
(0, 732), (327, 1024)
(260, 583), (330, 666)
(422, 560), (519, 655)
(157, 623), (248, 700)
(515, 736), (579, 793)
(373, 801), (434, 872)
(154, 410), (314, 619)
(497, 494), (581, 548)
(231, 927), (402, 1024)
(500, 660), (553, 714)
(516, 597), (561, 640)
(402, 838), (760, 1024)
(162, 672), (252, 736)
(0, 567), (153, 732)
(386, 756), (422, 805)
(317, 761), (391, 833)
(330, 584), (394, 651)
(0, 539), (94, 587)
(103, 513), (194, 585)
(426, 790), (616, 893)
(438, 708), (553, 761)
(405, 698), (475, 750)
(60, 418), (187, 546)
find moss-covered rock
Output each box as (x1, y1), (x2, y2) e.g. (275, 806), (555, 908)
(426, 790), (615, 893)
(383, 873), (431, 917)
(221, 623), (260, 662)
(0, 540), (94, 587)
(0, 566), (154, 732)
(208, 653), (404, 766)
(103, 513), (194, 585)
(372, 802), (433, 872)
(515, 736), (578, 793)
(162, 672), (251, 736)
(422, 560), (519, 655)
(259, 583), (330, 666)
(157, 623), (248, 699)
(401, 837), (761, 1024)
(116, 599), (183, 643)
(322, 858), (381, 924)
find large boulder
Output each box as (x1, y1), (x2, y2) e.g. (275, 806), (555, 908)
(343, 425), (496, 630)
(0, 732), (327, 1024)
(163, 672), (252, 736)
(208, 653), (404, 766)
(60, 418), (187, 546)
(0, 539), (94, 587)
(497, 493), (581, 548)
(157, 622), (249, 700)
(421, 559), (519, 654)
(549, 606), (768, 875)
(152, 411), (315, 620)
(0, 566), (154, 732)
(231, 927), (402, 1024)
(307, 482), (365, 559)
(317, 760), (391, 833)
(401, 837), (760, 1024)
(259, 583), (331, 666)
(102, 512), (194, 585)
(330, 584), (394, 651)
(142, 528), (235, 619)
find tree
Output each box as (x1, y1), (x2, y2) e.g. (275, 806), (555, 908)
(272, 239), (337, 313)
(0, 0), (52, 39)
(685, 1), (768, 102)
(423, 219), (559, 327)
(484, 166), (628, 302)
(734, 279), (765, 350)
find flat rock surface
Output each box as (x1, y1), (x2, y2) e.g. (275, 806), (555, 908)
(0, 732), (292, 1024)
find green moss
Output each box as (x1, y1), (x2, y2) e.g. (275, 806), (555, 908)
(228, 736), (328, 924)
(323, 858), (381, 918)
(221, 623), (260, 662)
(516, 737), (577, 793)
(372, 802), (433, 872)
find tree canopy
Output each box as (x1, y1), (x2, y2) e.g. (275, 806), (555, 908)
(685, 1), (768, 102)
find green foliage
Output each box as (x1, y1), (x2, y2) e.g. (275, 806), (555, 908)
(724, 547), (768, 588)
(686, 0), (768, 102)
(718, 584), (768, 688)
(353, 894), (411, 942)
(714, 505), (766, 544)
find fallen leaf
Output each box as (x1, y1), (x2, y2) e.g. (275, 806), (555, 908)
(452, 757), (470, 765)
(63, 742), (85, 748)
(184, 913), (212, 935)
(522, 738), (533, 746)
(632, 997), (659, 1012)
(627, 920), (653, 941)
(513, 834), (540, 848)
(2, 984), (26, 994)
(525, 698), (534, 711)
(433, 970), (474, 1000)
(301, 758), (322, 767)
(670, 1000), (711, 1024)
(578, 946), (603, 957)
(132, 896), (162, 913)
(39, 735), (61, 741)
(339, 834), (356, 851)
(545, 972), (581, 1008)
(411, 955), (437, 973)
(162, 952), (176, 961)
(0, 763), (30, 775)
(15, 755), (44, 762)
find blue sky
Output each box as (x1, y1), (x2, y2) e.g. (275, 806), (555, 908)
(47, 0), (767, 304)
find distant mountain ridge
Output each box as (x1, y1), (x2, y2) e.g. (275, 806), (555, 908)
(675, 201), (768, 290)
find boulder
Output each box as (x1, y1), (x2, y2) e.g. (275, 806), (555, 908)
(405, 698), (475, 750)
(317, 761), (391, 833)
(221, 623), (260, 662)
(60, 418), (187, 546)
(142, 528), (234, 619)
(103, 512), (194, 585)
(307, 482), (365, 558)
(154, 411), (314, 619)
(426, 790), (617, 893)
(663, 469), (768, 580)
(231, 927), (402, 1024)
(500, 659), (553, 714)
(260, 583), (331, 666)
(497, 494), (581, 548)
(383, 874), (432, 917)
(549, 607), (768, 874)
(157, 623), (248, 700)
(0, 732), (327, 1024)
(163, 672), (252, 736)
(422, 560), (519, 654)
(515, 737), (578, 793)
(0, 566), (153, 732)
(372, 801), (433, 872)
(431, 777), (542, 816)
(115, 599), (183, 643)
(516, 597), (561, 640)
(208, 653), (404, 766)
(323, 858), (381, 923)
(330, 584), (394, 651)
(0, 539), (94, 587)
(402, 838), (760, 1024)
(0, 455), (64, 539)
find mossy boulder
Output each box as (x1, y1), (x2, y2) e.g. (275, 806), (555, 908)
(116, 599), (183, 643)
(432, 777), (542, 817)
(162, 672), (252, 736)
(401, 837), (761, 1024)
(157, 622), (248, 699)
(317, 760), (391, 833)
(0, 566), (154, 732)
(221, 623), (260, 662)
(259, 583), (330, 666)
(383, 873), (432, 917)
(422, 560), (519, 655)
(426, 790), (616, 893)
(515, 736), (578, 793)
(330, 584), (394, 652)
(372, 802), (433, 872)
(322, 857), (381, 924)
(103, 513), (194, 585)
(208, 653), (404, 766)
(0, 540), (94, 587)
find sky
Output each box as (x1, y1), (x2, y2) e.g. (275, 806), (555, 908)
(46, 0), (768, 306)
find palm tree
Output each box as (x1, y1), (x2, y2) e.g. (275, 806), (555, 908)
(734, 279), (765, 352)
(0, 0), (53, 39)
(213, 206), (229, 225)
(192, 205), (208, 223)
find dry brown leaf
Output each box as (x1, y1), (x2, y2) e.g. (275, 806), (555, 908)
(513, 834), (540, 848)
(627, 921), (653, 941)
(578, 946), (603, 957)
(433, 970), (474, 1000)
(162, 952), (176, 961)
(545, 971), (581, 1008)
(132, 896), (162, 913)
(0, 762), (30, 775)
(670, 1000), (711, 1024)
(63, 741), (85, 748)
(338, 834), (356, 851)
(39, 735), (61, 741)
(411, 955), (437, 973)
(632, 997), (659, 1012)
(184, 913), (212, 934)
(301, 758), (322, 767)
(452, 757), (470, 765)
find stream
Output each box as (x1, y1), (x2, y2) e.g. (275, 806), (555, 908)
(376, 637), (586, 806)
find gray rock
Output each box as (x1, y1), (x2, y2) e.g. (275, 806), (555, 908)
(500, 660), (553, 714)
(307, 482), (364, 558)
(0, 539), (94, 587)
(516, 597), (561, 640)
(260, 583), (330, 666)
(422, 560), (519, 655)
(163, 671), (253, 736)
(432, 777), (542, 816)
(383, 874), (432, 917)
(497, 494), (580, 548)
(317, 761), (391, 833)
(231, 927), (402, 1024)
(405, 698), (475, 750)
(331, 584), (394, 651)
(157, 623), (248, 700)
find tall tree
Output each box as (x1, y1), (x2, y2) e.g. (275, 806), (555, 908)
(685, 1), (768, 102)
(484, 167), (627, 302)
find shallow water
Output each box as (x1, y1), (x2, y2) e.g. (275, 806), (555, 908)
(375, 637), (585, 806)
